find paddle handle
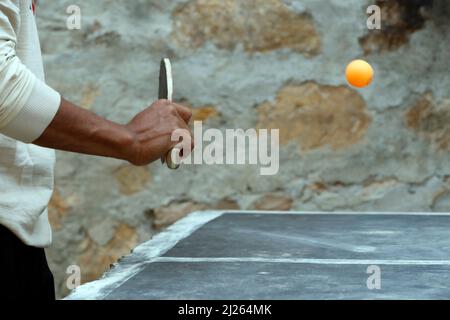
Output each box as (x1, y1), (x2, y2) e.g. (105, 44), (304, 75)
(160, 58), (180, 170)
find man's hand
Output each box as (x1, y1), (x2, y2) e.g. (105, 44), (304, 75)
(125, 99), (193, 166)
(34, 98), (193, 166)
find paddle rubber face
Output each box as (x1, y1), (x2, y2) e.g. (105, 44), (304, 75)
(159, 58), (173, 101)
(159, 58), (180, 170)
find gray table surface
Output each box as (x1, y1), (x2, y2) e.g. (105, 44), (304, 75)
(66, 211), (450, 300)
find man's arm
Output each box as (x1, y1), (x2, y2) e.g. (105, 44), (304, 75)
(0, 1), (192, 163)
(34, 97), (193, 166)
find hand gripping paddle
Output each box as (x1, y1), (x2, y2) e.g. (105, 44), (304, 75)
(159, 58), (181, 170)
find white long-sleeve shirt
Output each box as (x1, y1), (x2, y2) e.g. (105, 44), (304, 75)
(0, 0), (61, 247)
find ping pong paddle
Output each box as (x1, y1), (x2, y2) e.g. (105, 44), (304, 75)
(159, 58), (181, 170)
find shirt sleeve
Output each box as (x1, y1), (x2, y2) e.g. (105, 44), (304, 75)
(0, 0), (60, 143)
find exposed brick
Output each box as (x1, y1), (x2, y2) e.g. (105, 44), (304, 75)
(171, 0), (320, 55)
(114, 165), (151, 196)
(257, 82), (372, 151)
(48, 189), (78, 231)
(406, 92), (450, 150)
(251, 193), (293, 211)
(77, 223), (138, 284)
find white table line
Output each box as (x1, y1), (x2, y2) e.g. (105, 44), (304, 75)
(154, 257), (450, 266)
(221, 210), (450, 216)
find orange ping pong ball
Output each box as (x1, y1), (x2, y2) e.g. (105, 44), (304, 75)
(346, 59), (374, 88)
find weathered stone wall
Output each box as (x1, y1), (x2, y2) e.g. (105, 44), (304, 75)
(36, 0), (450, 297)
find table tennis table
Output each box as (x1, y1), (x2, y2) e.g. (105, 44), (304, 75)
(66, 211), (450, 300)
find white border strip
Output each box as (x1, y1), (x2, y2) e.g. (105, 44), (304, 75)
(65, 211), (223, 300)
(164, 58), (173, 101)
(155, 257), (450, 266)
(222, 210), (450, 216)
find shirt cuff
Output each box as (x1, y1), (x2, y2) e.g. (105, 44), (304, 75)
(1, 78), (61, 143)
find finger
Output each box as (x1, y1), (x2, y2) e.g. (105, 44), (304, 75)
(161, 116), (192, 152)
(172, 103), (192, 124)
(139, 114), (193, 154)
(172, 117), (194, 155)
(181, 136), (195, 158)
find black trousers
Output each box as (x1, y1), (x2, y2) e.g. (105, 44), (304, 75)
(0, 224), (55, 300)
